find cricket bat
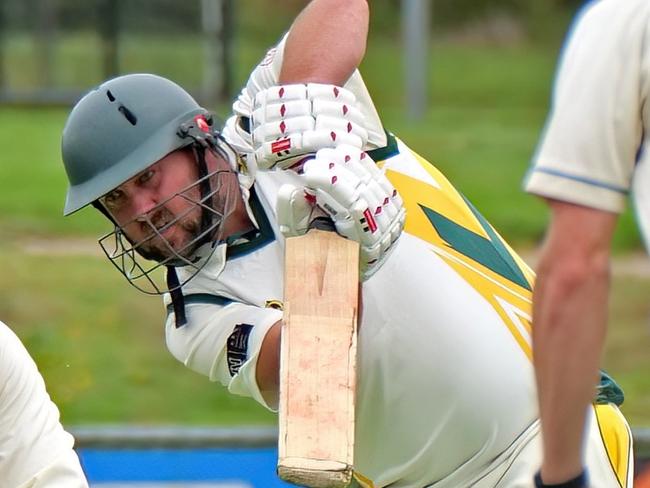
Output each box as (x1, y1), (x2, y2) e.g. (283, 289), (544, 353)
(278, 226), (360, 488)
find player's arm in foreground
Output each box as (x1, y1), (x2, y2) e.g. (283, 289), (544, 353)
(255, 0), (370, 407)
(278, 0), (368, 84)
(0, 321), (89, 487)
(525, 1), (649, 483)
(532, 202), (617, 483)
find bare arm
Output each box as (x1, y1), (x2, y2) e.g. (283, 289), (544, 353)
(255, 0), (370, 407)
(280, 0), (369, 84)
(256, 321), (282, 408)
(532, 199), (617, 483)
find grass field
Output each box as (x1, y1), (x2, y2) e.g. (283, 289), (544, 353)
(1, 31), (649, 428)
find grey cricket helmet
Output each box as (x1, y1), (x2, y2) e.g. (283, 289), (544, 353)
(61, 73), (207, 215)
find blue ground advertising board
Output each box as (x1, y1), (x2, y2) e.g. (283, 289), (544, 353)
(78, 448), (294, 488)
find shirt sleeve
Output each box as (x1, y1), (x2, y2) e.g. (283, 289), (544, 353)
(165, 300), (283, 411)
(0, 322), (88, 487)
(524, 0), (650, 213)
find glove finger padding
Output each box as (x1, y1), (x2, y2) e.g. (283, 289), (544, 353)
(251, 84), (369, 171)
(276, 145), (406, 280)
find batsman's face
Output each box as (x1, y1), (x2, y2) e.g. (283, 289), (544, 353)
(101, 148), (206, 262)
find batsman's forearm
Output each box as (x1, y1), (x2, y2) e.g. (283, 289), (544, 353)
(256, 321), (282, 408)
(280, 0), (369, 85)
(532, 252), (609, 483)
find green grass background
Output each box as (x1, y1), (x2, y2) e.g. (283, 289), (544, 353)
(1, 16), (649, 428)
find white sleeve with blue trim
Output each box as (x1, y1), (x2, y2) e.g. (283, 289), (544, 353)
(163, 179), (286, 411)
(525, 0), (650, 213)
(165, 301), (283, 411)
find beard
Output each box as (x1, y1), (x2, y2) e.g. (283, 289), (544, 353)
(132, 206), (203, 264)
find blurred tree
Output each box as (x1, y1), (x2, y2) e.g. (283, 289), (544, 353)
(0, 0), (584, 39)
(98, 0), (119, 79)
(0, 2), (4, 91)
(35, 0), (57, 86)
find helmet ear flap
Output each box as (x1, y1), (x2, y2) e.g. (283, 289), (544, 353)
(177, 112), (239, 174)
(177, 113), (221, 149)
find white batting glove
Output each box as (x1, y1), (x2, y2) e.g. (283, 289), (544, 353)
(251, 84), (369, 171)
(277, 145), (405, 280)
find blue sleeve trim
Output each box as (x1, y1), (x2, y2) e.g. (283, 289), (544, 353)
(531, 167), (628, 195)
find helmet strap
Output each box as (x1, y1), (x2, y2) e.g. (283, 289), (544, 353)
(166, 266), (188, 328)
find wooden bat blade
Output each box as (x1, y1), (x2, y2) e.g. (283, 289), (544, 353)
(279, 229), (359, 488)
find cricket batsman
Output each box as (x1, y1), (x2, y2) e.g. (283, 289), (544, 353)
(59, 1), (633, 486)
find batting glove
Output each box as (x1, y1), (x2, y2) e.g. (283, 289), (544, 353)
(251, 84), (368, 171)
(277, 145), (405, 280)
